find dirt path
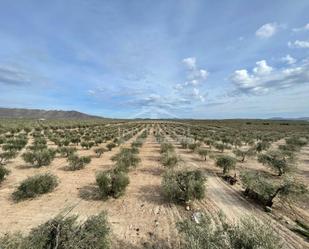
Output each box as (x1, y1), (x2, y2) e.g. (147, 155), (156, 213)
(164, 134), (308, 249)
(107, 131), (182, 248)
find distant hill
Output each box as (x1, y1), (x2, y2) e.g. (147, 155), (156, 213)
(269, 117), (309, 121)
(0, 107), (104, 120)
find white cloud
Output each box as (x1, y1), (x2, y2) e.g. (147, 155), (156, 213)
(87, 89), (96, 95)
(192, 88), (206, 102)
(182, 57), (197, 70)
(174, 57), (208, 102)
(253, 60), (273, 75)
(255, 23), (278, 38)
(288, 40), (309, 48)
(281, 54), (296, 65)
(230, 60), (309, 95)
(292, 23), (309, 32)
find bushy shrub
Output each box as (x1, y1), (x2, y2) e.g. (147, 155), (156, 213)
(160, 143), (174, 154)
(0, 212), (110, 249)
(241, 171), (308, 207)
(94, 148), (107, 158)
(106, 142), (116, 151)
(255, 141), (271, 153)
(188, 142), (201, 152)
(216, 155), (236, 175)
(81, 141), (94, 150)
(233, 148), (256, 162)
(0, 166), (10, 183)
(112, 148), (140, 172)
(177, 213), (282, 249)
(162, 170), (206, 204)
(67, 154), (91, 170)
(258, 150), (293, 176)
(161, 151), (178, 168)
(96, 170), (129, 199)
(0, 151), (18, 165)
(57, 146), (77, 158)
(12, 173), (58, 201)
(22, 149), (56, 167)
(198, 148), (209, 161)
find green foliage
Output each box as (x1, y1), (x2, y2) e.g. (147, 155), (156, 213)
(0, 212), (110, 249)
(160, 143), (175, 154)
(216, 155), (236, 174)
(57, 146), (77, 157)
(0, 151), (18, 165)
(67, 154), (91, 170)
(106, 142), (116, 151)
(258, 150), (293, 176)
(22, 149), (56, 167)
(233, 148), (256, 162)
(0, 166), (10, 183)
(96, 170), (129, 199)
(188, 142), (201, 152)
(12, 173), (58, 201)
(241, 171), (308, 207)
(162, 170), (206, 204)
(161, 151), (179, 168)
(255, 141), (271, 153)
(112, 148), (140, 172)
(197, 148), (208, 160)
(81, 141), (94, 150)
(2, 137), (28, 152)
(214, 142), (226, 152)
(177, 214), (282, 249)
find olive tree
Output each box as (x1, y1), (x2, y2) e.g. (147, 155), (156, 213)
(96, 170), (129, 199)
(258, 150), (294, 176)
(22, 149), (56, 167)
(57, 146), (77, 158)
(241, 171), (308, 208)
(177, 213), (282, 249)
(67, 154), (91, 170)
(233, 148), (256, 162)
(198, 148), (209, 161)
(94, 148), (108, 158)
(0, 212), (110, 249)
(0, 151), (18, 165)
(216, 155), (236, 175)
(112, 148), (141, 172)
(161, 151), (179, 168)
(12, 173), (58, 201)
(161, 170), (206, 204)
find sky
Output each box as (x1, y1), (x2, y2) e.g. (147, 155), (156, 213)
(0, 0), (308, 119)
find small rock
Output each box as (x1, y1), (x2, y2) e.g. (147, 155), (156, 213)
(185, 205), (190, 211)
(136, 228), (140, 232)
(265, 206), (272, 213)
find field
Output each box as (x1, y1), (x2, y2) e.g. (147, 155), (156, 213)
(0, 119), (308, 248)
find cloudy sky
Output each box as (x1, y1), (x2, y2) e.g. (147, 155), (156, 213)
(0, 0), (308, 119)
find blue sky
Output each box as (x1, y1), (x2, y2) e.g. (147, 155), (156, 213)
(0, 0), (308, 119)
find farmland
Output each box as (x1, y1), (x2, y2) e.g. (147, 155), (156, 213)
(0, 119), (308, 248)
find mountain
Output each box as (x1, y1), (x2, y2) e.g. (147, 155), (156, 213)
(0, 107), (104, 119)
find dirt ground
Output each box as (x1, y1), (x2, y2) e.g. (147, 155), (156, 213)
(162, 132), (309, 249)
(0, 128), (308, 248)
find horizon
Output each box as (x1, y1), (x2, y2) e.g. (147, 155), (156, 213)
(0, 0), (308, 119)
